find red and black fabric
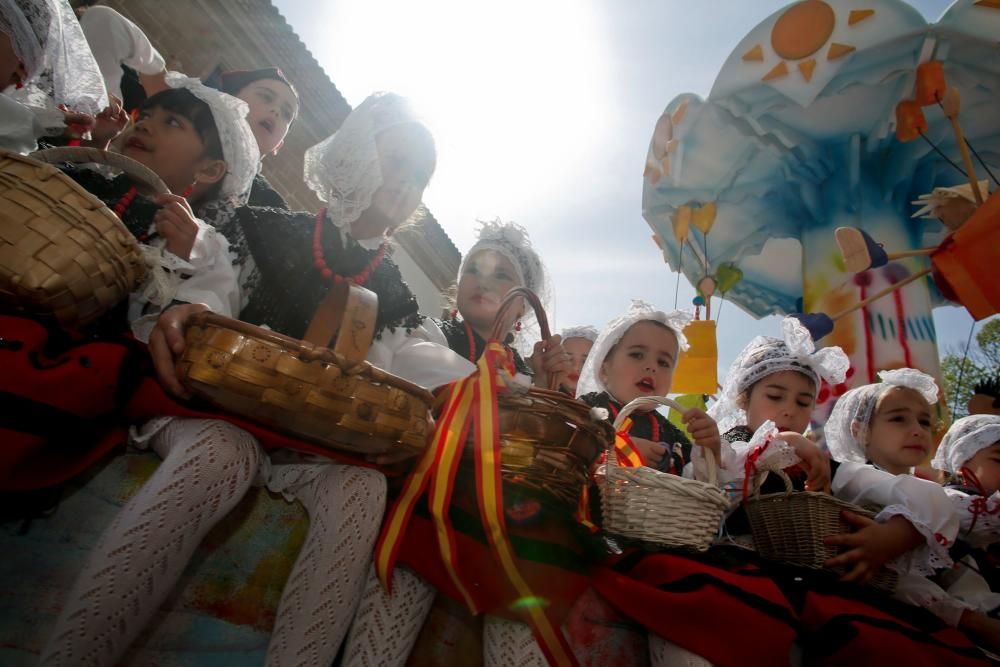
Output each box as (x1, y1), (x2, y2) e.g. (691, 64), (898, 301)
(592, 547), (990, 667)
(391, 470), (596, 626)
(0, 314), (144, 491)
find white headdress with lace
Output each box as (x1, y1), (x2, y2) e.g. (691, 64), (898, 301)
(303, 91), (427, 229)
(2, 0), (107, 114)
(561, 325), (599, 343)
(458, 219), (550, 354)
(825, 368), (940, 463)
(932, 414), (1000, 475)
(164, 72), (259, 204)
(710, 317), (850, 434)
(576, 300), (692, 399)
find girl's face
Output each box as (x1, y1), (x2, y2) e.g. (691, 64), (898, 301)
(600, 321), (679, 404)
(352, 123), (436, 239)
(457, 250), (520, 333)
(554, 337), (593, 396)
(744, 370), (816, 433)
(1, 33), (27, 90)
(862, 387), (934, 474)
(236, 79), (297, 156)
(961, 442), (1000, 495)
(121, 105), (225, 195)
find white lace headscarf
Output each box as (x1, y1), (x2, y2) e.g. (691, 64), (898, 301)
(303, 91), (427, 230)
(2, 0), (106, 114)
(576, 300), (692, 399)
(561, 325), (599, 343)
(163, 72), (259, 204)
(825, 368), (940, 463)
(932, 415), (1000, 476)
(458, 219), (550, 354)
(710, 317), (850, 434)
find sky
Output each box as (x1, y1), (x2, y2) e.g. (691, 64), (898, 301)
(273, 0), (992, 373)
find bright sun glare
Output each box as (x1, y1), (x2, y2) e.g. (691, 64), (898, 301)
(323, 0), (610, 247)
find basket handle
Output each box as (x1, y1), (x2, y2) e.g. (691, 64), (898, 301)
(608, 395), (718, 485)
(29, 147), (170, 195)
(749, 468), (794, 500)
(302, 281), (378, 368)
(487, 287), (556, 390)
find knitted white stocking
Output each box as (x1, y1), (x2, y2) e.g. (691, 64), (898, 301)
(483, 615), (549, 667)
(40, 418), (265, 667)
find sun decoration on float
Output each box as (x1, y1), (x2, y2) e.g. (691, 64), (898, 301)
(742, 0), (875, 83)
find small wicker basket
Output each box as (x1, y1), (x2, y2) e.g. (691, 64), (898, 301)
(456, 287), (614, 508)
(745, 470), (898, 592)
(0, 147), (164, 329)
(596, 396), (731, 550)
(177, 282), (435, 457)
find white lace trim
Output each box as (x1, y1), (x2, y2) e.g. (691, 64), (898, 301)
(879, 504), (954, 577)
(932, 414), (1000, 475)
(576, 300), (692, 398)
(3, 0), (107, 114)
(947, 488), (1000, 549)
(560, 324), (599, 342)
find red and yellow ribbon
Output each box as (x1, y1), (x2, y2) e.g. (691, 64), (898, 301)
(613, 417), (646, 468)
(375, 340), (577, 666)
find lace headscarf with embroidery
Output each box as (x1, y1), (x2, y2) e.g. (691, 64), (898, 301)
(2, 0), (107, 114)
(825, 368), (940, 463)
(303, 91), (429, 231)
(932, 414), (1000, 476)
(709, 317), (850, 435)
(561, 325), (599, 343)
(576, 300), (692, 399)
(457, 219), (551, 356)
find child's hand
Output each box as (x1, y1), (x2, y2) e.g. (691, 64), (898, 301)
(823, 513), (923, 584)
(57, 106), (95, 140)
(154, 193), (200, 260)
(779, 431), (832, 493)
(148, 302), (209, 398)
(631, 436), (667, 468)
(683, 408), (720, 460)
(90, 96), (128, 148)
(530, 334), (571, 388)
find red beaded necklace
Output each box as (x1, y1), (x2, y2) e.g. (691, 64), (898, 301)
(113, 184), (194, 243)
(312, 208), (386, 285)
(607, 401), (660, 442)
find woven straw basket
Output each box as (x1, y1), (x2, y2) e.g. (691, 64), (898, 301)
(0, 147), (164, 329)
(596, 396), (731, 550)
(745, 470), (898, 592)
(177, 282), (435, 457)
(457, 287), (614, 508)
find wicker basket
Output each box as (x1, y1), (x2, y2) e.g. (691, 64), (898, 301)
(595, 396), (731, 550)
(454, 287), (614, 508)
(177, 282), (435, 457)
(745, 470), (898, 592)
(0, 147), (165, 329)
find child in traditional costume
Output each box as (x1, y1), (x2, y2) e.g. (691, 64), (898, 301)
(553, 324), (598, 397)
(0, 0), (106, 153)
(216, 67), (298, 209)
(825, 372), (1000, 651)
(576, 300), (720, 474)
(41, 92), (472, 667)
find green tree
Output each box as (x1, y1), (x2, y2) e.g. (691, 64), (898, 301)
(941, 318), (1000, 418)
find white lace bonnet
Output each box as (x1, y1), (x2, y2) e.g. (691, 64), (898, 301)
(303, 91), (429, 230)
(709, 317), (850, 434)
(561, 325), (599, 343)
(825, 368), (940, 463)
(458, 219), (551, 353)
(931, 414), (1000, 475)
(164, 72), (260, 204)
(575, 300), (692, 398)
(1, 0), (107, 114)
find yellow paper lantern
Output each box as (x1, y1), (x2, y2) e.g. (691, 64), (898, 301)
(672, 319), (718, 395)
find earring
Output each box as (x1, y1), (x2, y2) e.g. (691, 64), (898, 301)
(515, 320), (522, 332)
(180, 184), (195, 199)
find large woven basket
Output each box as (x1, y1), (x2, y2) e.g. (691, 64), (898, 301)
(455, 287), (614, 508)
(745, 470), (898, 592)
(177, 282), (435, 457)
(0, 147), (165, 329)
(596, 396), (731, 550)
